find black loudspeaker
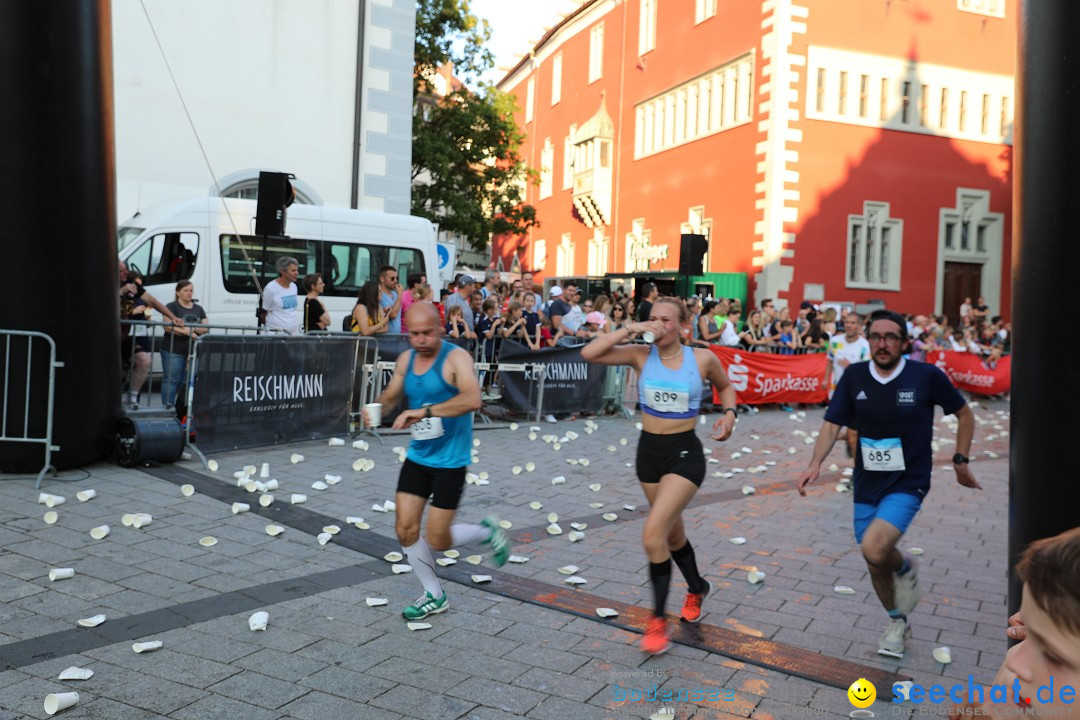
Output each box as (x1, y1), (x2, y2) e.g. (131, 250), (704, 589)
(679, 234), (708, 276)
(254, 171), (295, 236)
(113, 417), (185, 467)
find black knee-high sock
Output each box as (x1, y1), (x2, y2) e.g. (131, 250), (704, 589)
(671, 541), (707, 594)
(649, 558), (672, 617)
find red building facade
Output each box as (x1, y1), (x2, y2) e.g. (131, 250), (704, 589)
(494, 0), (1015, 319)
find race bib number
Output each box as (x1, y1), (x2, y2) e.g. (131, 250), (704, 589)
(410, 414), (444, 441)
(644, 380), (690, 414)
(861, 437), (905, 472)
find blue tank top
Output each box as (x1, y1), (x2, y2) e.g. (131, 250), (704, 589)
(404, 340), (472, 468)
(638, 345), (704, 420)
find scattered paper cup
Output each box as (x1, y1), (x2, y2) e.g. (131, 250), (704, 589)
(49, 568), (74, 582)
(231, 502), (250, 515)
(551, 476), (566, 485)
(44, 691), (79, 715)
(131, 640), (162, 653)
(260, 462), (271, 477)
(436, 557), (457, 566)
(311, 481), (328, 491)
(75, 489), (96, 502)
(263, 479), (278, 491)
(244, 465), (257, 476)
(508, 555), (529, 563)
(132, 513), (153, 529)
(290, 453), (305, 464)
(244, 480), (258, 493)
(471, 574), (493, 583)
(265, 525), (284, 536)
(602, 513), (618, 522)
(180, 484), (195, 497)
(564, 576), (587, 585)
(352, 439), (369, 450)
(365, 597), (387, 607)
(747, 570), (766, 584)
(570, 522), (587, 531)
(741, 485), (756, 495)
(44, 495), (66, 508)
(317, 533), (332, 546)
(729, 537), (747, 545)
(323, 525), (341, 535)
(89, 525), (110, 540)
(363, 403), (382, 427)
(325, 474), (342, 484)
(547, 523), (562, 535)
(464, 554), (482, 565)
(207, 459), (219, 472)
(198, 536), (217, 547)
(596, 608), (619, 618)
(443, 549), (460, 558)
(893, 681), (914, 701)
(43, 511), (58, 525)
(259, 494), (274, 507)
(57, 667), (93, 681)
(933, 646), (952, 664)
(406, 622), (431, 631)
(384, 551), (404, 562)
(391, 563), (412, 574)
(568, 531), (585, 542)
(558, 565), (579, 575)
(291, 494), (307, 505)
(529, 501), (543, 510)
(248, 611), (269, 631)
(834, 586), (856, 594)
(77, 614), (106, 628)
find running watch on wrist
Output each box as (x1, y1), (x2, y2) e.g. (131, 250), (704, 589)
(722, 407), (738, 417)
(952, 453), (969, 464)
(424, 406), (433, 419)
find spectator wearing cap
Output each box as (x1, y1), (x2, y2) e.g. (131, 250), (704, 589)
(443, 273), (477, 331)
(584, 311), (607, 336)
(545, 285), (571, 333)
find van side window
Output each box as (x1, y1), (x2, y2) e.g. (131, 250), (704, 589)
(219, 235), (425, 298)
(126, 232), (199, 286)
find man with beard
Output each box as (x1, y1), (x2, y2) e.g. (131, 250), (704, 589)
(367, 302), (510, 622)
(795, 309), (980, 659)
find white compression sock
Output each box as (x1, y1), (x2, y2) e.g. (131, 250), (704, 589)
(450, 523), (489, 547)
(402, 539), (442, 597)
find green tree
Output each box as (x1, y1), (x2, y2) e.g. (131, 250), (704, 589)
(412, 0), (537, 252)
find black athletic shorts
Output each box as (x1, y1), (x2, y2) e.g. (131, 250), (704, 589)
(397, 458), (467, 510)
(635, 429), (706, 486)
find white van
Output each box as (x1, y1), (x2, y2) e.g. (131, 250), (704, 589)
(117, 197), (441, 328)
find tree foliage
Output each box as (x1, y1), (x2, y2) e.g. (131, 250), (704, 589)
(412, 0), (537, 252)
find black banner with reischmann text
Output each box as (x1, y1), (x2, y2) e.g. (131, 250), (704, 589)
(497, 340), (607, 414)
(191, 335), (356, 453)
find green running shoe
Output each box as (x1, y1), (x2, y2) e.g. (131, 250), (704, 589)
(480, 516), (510, 568)
(402, 590), (448, 620)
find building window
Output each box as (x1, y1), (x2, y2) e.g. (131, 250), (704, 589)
(539, 138), (554, 199)
(919, 84), (928, 126)
(879, 78), (889, 121)
(959, 90), (968, 132)
(901, 81), (912, 124)
(639, 0), (657, 56)
(552, 53), (562, 106)
(958, 0), (1005, 18)
(589, 24), (604, 83)
(556, 233), (574, 276)
(1000, 97), (1010, 136)
(838, 71), (848, 115)
(533, 239), (546, 272)
(695, 0), (717, 23)
(980, 93), (990, 134)
(634, 53), (753, 159)
(562, 124), (576, 190)
(940, 88), (949, 130)
(859, 74), (869, 118)
(846, 201), (902, 290)
(588, 229), (609, 276)
(815, 68), (826, 113)
(526, 77), (535, 122)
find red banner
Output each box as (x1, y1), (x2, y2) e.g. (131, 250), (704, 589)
(709, 347), (828, 405)
(927, 351), (1011, 396)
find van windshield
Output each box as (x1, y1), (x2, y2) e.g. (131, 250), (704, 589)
(220, 234), (426, 298)
(118, 226), (144, 252)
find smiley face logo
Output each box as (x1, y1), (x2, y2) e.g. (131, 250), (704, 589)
(847, 678), (876, 708)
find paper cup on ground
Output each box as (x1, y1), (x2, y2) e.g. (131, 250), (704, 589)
(265, 524), (284, 536)
(291, 494), (307, 504)
(364, 403), (383, 427)
(207, 459), (219, 472)
(248, 611), (269, 631)
(260, 462), (271, 477)
(89, 525), (110, 540)
(43, 511), (58, 525)
(263, 479), (279, 491)
(180, 484), (195, 497)
(132, 513), (153, 529)
(328, 437), (345, 446)
(231, 502), (250, 515)
(132, 640), (162, 653)
(49, 568), (74, 581)
(290, 453), (304, 464)
(45, 495), (65, 508)
(57, 667), (93, 681)
(317, 533), (332, 545)
(77, 614), (106, 628)
(76, 489), (96, 502)
(44, 691), (79, 715)
(259, 494), (274, 507)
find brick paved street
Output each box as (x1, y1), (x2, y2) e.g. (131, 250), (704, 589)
(0, 398), (1011, 719)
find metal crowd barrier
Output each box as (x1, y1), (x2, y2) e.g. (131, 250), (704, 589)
(1, 329), (63, 488)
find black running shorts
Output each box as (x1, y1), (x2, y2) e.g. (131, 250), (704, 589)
(635, 429), (706, 486)
(397, 458), (467, 510)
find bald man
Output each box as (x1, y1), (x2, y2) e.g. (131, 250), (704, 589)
(367, 302), (510, 621)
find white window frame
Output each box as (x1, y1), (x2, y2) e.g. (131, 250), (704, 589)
(557, 233), (575, 276)
(695, 0), (717, 24)
(589, 24), (604, 84)
(551, 53), (563, 106)
(958, 0), (1005, 18)
(533, 239), (547, 272)
(562, 124), (576, 191)
(845, 201), (903, 291)
(587, 229), (609, 276)
(539, 138), (554, 199)
(525, 77), (535, 123)
(934, 187), (1004, 317)
(639, 0), (657, 56)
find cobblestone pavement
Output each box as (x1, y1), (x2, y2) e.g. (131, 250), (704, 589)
(0, 398), (1012, 719)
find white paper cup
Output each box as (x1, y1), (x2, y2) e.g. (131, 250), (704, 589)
(131, 640), (162, 653)
(317, 532), (332, 545)
(259, 494), (274, 507)
(291, 494), (307, 504)
(248, 611), (269, 631)
(132, 513), (152, 529)
(231, 502), (250, 515)
(207, 459), (219, 472)
(264, 479), (278, 491)
(259, 462), (270, 478)
(180, 484), (195, 497)
(89, 525), (110, 540)
(327, 437), (345, 447)
(43, 511), (58, 525)
(44, 691), (79, 715)
(49, 568), (74, 581)
(44, 495), (66, 508)
(364, 403), (382, 427)
(290, 453), (304, 464)
(243, 465), (257, 476)
(642, 331), (656, 344)
(76, 489), (96, 502)
(121, 513), (136, 527)
(243, 480), (258, 493)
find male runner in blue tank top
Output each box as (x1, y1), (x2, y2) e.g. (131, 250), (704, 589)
(796, 309), (980, 658)
(367, 302), (510, 621)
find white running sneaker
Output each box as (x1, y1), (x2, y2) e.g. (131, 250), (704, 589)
(544, 414), (557, 423)
(893, 555), (922, 616)
(878, 618), (910, 658)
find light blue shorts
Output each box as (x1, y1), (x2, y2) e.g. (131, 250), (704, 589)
(853, 493), (923, 545)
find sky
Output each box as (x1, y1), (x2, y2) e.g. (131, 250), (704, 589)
(469, 0), (581, 86)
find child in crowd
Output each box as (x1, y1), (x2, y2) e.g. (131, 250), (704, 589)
(445, 305), (476, 339)
(778, 319), (798, 355)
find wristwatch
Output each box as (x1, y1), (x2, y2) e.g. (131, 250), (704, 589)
(424, 406), (433, 419)
(952, 453), (969, 465)
(722, 407), (738, 417)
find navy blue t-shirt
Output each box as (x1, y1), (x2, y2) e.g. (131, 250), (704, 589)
(825, 359), (965, 505)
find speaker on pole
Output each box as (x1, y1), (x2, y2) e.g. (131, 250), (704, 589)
(678, 234), (707, 276)
(255, 171), (296, 237)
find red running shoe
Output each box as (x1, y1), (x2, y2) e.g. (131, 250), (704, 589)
(641, 616), (671, 655)
(681, 579), (712, 623)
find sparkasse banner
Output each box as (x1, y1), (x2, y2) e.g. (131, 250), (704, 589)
(709, 347), (828, 405)
(191, 335), (357, 453)
(927, 350), (1011, 396)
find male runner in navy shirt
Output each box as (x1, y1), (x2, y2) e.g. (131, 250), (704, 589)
(796, 309), (980, 658)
